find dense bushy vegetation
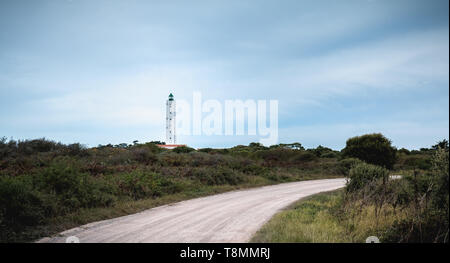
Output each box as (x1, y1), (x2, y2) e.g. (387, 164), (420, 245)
(0, 137), (342, 242)
(0, 136), (447, 242)
(253, 138), (448, 243)
(338, 144), (449, 242)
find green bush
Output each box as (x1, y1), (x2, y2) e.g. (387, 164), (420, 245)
(131, 147), (158, 164)
(188, 152), (232, 167)
(290, 151), (317, 163)
(17, 138), (62, 155)
(198, 148), (214, 153)
(402, 156), (432, 170)
(430, 147), (449, 211)
(106, 150), (132, 165)
(143, 142), (163, 153)
(63, 143), (90, 157)
(159, 152), (187, 166)
(173, 146), (195, 153)
(239, 163), (268, 175)
(342, 133), (397, 169)
(346, 163), (389, 192)
(113, 171), (160, 199)
(337, 158), (363, 176)
(192, 167), (245, 185)
(254, 148), (296, 162)
(398, 148), (410, 155)
(111, 171), (181, 200)
(310, 145), (333, 157)
(0, 176), (46, 227)
(321, 152), (337, 158)
(33, 158), (116, 212)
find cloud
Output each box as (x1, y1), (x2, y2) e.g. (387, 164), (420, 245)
(0, 0), (448, 148)
(273, 28), (448, 98)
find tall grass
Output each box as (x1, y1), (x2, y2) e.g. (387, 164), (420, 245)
(251, 191), (347, 243)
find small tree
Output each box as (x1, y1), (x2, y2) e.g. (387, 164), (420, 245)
(432, 139), (449, 151)
(342, 133), (396, 169)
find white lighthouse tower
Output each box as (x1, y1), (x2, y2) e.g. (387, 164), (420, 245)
(166, 93), (176, 144)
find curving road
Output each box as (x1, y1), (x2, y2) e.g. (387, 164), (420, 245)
(38, 178), (346, 243)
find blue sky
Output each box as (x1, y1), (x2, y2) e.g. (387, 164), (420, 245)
(0, 0), (448, 150)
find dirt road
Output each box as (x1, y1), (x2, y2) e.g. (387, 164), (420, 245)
(38, 178), (346, 243)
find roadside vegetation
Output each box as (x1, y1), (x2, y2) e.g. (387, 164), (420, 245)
(1, 134), (447, 243)
(0, 138), (342, 242)
(252, 135), (449, 243)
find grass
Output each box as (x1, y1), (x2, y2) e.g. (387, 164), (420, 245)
(251, 190), (346, 243)
(250, 189), (409, 243)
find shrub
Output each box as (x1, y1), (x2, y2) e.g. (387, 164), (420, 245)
(131, 147), (158, 164)
(107, 150), (132, 165)
(432, 139), (449, 151)
(321, 152), (337, 158)
(188, 152), (231, 167)
(173, 146), (195, 153)
(430, 147), (449, 211)
(0, 137), (13, 159)
(402, 156), (432, 170)
(310, 145), (333, 157)
(112, 171), (181, 199)
(63, 143), (90, 157)
(254, 148), (296, 163)
(33, 158), (116, 212)
(83, 161), (109, 175)
(198, 148), (214, 153)
(143, 142), (163, 153)
(248, 142), (268, 151)
(159, 152), (187, 166)
(337, 158), (364, 176)
(113, 171), (159, 199)
(239, 164), (268, 175)
(290, 151), (317, 163)
(342, 133), (397, 169)
(192, 167), (245, 185)
(270, 142), (304, 150)
(382, 148), (449, 242)
(17, 138), (62, 155)
(0, 176), (46, 227)
(346, 163), (389, 192)
(398, 148), (410, 155)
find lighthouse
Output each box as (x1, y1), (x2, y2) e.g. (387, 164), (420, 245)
(158, 93), (185, 149)
(166, 93), (176, 144)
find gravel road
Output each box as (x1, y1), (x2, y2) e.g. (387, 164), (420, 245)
(38, 178), (346, 243)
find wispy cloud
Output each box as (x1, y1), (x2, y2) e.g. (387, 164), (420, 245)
(0, 0), (448, 148)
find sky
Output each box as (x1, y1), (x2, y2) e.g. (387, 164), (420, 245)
(0, 0), (448, 150)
